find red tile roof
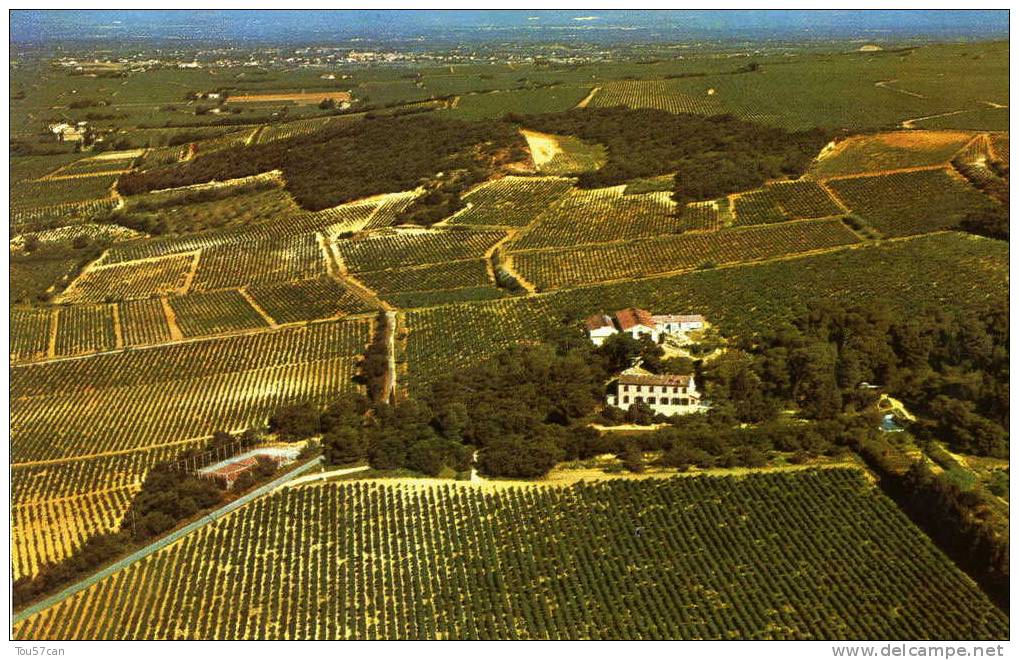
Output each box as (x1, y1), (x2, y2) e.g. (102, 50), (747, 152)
(615, 308), (654, 331)
(585, 313), (615, 331)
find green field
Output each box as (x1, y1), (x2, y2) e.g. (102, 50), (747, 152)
(13, 470), (1008, 640)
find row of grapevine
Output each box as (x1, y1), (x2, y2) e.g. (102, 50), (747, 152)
(59, 253), (194, 304)
(510, 219), (861, 290)
(451, 176), (575, 227)
(13, 318), (370, 399)
(826, 168), (998, 237)
(335, 229), (506, 272)
(53, 304), (117, 357)
(356, 259), (492, 294)
(246, 276), (377, 325)
(12, 487), (137, 580)
(190, 234), (327, 291)
(733, 181), (844, 226)
(404, 234), (1007, 393)
(511, 187), (682, 250)
(14, 470), (1008, 639)
(589, 79), (727, 115)
(168, 289), (269, 337)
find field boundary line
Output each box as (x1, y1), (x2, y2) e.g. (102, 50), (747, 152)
(818, 180), (853, 215)
(11, 436), (207, 468)
(159, 295), (184, 341)
(238, 287), (278, 327)
(45, 308), (60, 359)
(819, 163), (951, 182)
(180, 250), (202, 293)
(110, 303), (124, 349)
(11, 457), (324, 625)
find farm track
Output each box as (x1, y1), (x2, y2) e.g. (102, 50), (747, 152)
(576, 86), (601, 108)
(317, 231), (392, 311)
(238, 287), (278, 327)
(901, 109), (970, 129)
(11, 435), (208, 469)
(39, 170), (133, 182)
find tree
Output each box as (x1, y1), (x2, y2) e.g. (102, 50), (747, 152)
(322, 427), (365, 465)
(269, 403), (320, 441)
(478, 434), (561, 478)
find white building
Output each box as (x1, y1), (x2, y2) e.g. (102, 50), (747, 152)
(616, 307), (660, 342)
(651, 314), (705, 336)
(606, 366), (705, 417)
(584, 313), (617, 346)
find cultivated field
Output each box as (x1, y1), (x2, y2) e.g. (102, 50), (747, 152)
(404, 233), (1007, 392)
(13, 470), (1008, 640)
(827, 169), (999, 237)
(11, 318), (371, 462)
(510, 219), (861, 290)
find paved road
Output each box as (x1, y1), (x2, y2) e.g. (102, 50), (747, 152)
(12, 457), (324, 625)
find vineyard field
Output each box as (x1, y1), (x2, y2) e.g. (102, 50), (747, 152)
(989, 133), (1009, 168)
(119, 298), (173, 346)
(385, 287), (507, 309)
(405, 233), (1006, 391)
(733, 181), (844, 226)
(827, 169), (998, 237)
(60, 254), (194, 303)
(11, 176), (118, 212)
(11, 308), (53, 362)
(246, 276), (376, 325)
(13, 486), (138, 580)
(357, 259), (492, 294)
(335, 229), (506, 272)
(53, 304), (117, 357)
(589, 79), (727, 115)
(451, 176), (575, 227)
(809, 131), (975, 178)
(13, 470), (1008, 640)
(511, 187), (682, 250)
(510, 219), (861, 290)
(168, 289), (269, 337)
(11, 318), (371, 462)
(190, 234), (326, 291)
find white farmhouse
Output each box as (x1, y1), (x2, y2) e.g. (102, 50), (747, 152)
(584, 313), (618, 346)
(652, 314), (705, 336)
(606, 366), (704, 417)
(616, 307), (659, 342)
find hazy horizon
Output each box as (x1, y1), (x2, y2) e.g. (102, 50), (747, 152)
(10, 9), (1010, 45)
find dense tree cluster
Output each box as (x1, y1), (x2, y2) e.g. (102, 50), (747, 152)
(705, 302), (1008, 456)
(118, 115), (527, 211)
(513, 107), (828, 204)
(958, 206), (1009, 241)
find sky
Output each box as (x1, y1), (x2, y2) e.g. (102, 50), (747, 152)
(10, 10), (1010, 44)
